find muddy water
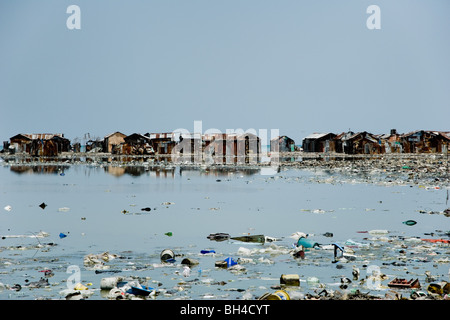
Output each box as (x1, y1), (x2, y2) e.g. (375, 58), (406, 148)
(0, 163), (449, 300)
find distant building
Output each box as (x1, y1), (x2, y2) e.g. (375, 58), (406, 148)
(104, 131), (127, 153)
(121, 133), (154, 155)
(302, 133), (336, 152)
(147, 133), (177, 155)
(9, 133), (70, 156)
(401, 130), (450, 153)
(342, 131), (383, 154)
(270, 136), (296, 152)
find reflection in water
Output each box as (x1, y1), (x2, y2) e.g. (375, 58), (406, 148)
(9, 164), (261, 178)
(10, 165), (69, 175)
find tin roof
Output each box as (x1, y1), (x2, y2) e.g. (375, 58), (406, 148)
(303, 133), (333, 140)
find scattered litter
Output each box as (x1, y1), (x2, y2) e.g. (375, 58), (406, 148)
(221, 257), (237, 268)
(388, 278), (420, 289)
(39, 202), (47, 209)
(200, 250), (216, 254)
(58, 207), (70, 212)
(84, 252), (120, 270)
(403, 220), (417, 226)
(230, 234), (265, 243)
(4, 205), (12, 211)
(368, 229), (389, 235)
(297, 237), (320, 249)
(160, 249), (175, 263)
(181, 258), (199, 266)
(280, 274), (300, 286)
(259, 290), (290, 300)
(207, 233), (230, 242)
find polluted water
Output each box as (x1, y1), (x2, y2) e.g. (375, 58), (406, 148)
(0, 162), (449, 300)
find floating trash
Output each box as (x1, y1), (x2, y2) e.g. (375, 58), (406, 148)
(207, 233), (230, 242)
(160, 249), (175, 263)
(223, 257), (237, 268)
(181, 258), (199, 266)
(280, 274), (300, 286)
(230, 234), (265, 243)
(403, 220), (417, 226)
(259, 290), (290, 300)
(297, 237), (320, 248)
(200, 250), (215, 254)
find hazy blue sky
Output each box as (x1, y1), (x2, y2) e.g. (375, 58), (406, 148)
(0, 0), (449, 144)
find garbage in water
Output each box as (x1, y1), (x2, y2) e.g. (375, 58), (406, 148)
(280, 274), (300, 286)
(259, 290), (290, 300)
(222, 257), (238, 268)
(207, 233), (230, 242)
(4, 205), (12, 211)
(403, 220), (417, 226)
(181, 258), (199, 266)
(388, 278), (421, 289)
(39, 202), (47, 209)
(1, 156), (450, 300)
(200, 250), (216, 254)
(59, 232), (67, 239)
(297, 236), (320, 249)
(230, 234), (265, 243)
(164, 232), (173, 237)
(100, 277), (124, 290)
(160, 249), (175, 263)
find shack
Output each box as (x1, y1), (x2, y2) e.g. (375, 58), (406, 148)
(9, 133), (70, 156)
(147, 133), (177, 155)
(378, 129), (402, 153)
(104, 132), (127, 153)
(270, 136), (296, 152)
(329, 131), (354, 153)
(302, 133), (336, 152)
(342, 131), (382, 155)
(120, 133), (154, 155)
(401, 130), (450, 153)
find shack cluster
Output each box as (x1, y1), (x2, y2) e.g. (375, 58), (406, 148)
(2, 129), (449, 158)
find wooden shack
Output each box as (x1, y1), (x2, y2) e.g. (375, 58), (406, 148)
(401, 130), (450, 153)
(342, 131), (382, 155)
(9, 133), (70, 156)
(302, 133), (336, 152)
(104, 132), (126, 153)
(121, 133), (154, 155)
(147, 133), (176, 155)
(270, 136), (296, 152)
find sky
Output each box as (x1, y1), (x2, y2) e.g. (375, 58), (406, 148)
(0, 0), (449, 145)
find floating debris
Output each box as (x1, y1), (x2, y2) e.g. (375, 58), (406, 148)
(403, 220), (417, 226)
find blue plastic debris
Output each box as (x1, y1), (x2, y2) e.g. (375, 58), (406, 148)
(126, 286), (153, 296)
(224, 257), (237, 267)
(297, 237), (319, 248)
(59, 232), (67, 239)
(201, 250), (216, 254)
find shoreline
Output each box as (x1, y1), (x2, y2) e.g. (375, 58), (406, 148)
(2, 151), (449, 187)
